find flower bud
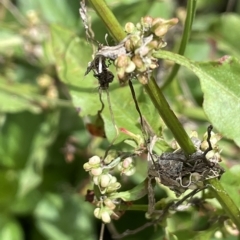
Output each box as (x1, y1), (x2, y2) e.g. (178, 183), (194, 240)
(157, 39), (167, 49)
(125, 61), (136, 73)
(115, 55), (129, 68)
(118, 164), (123, 172)
(106, 182), (121, 193)
(122, 157), (133, 168)
(136, 22), (142, 30)
(153, 25), (168, 37)
(167, 18), (179, 26)
(124, 39), (132, 52)
(201, 131), (221, 151)
(124, 167), (136, 176)
(138, 74), (148, 84)
(100, 174), (111, 188)
(93, 176), (99, 185)
(214, 152), (221, 162)
(89, 156), (101, 165)
(90, 167), (102, 176)
(138, 45), (151, 57)
(151, 18), (178, 37)
(83, 162), (91, 171)
(118, 157), (135, 176)
(101, 211), (111, 223)
(149, 59), (158, 69)
(94, 208), (101, 219)
(191, 172), (202, 182)
(132, 55), (146, 72)
(104, 198), (116, 210)
(190, 131), (198, 138)
(152, 17), (164, 27)
(125, 22), (135, 34)
(205, 150), (215, 160)
(129, 35), (141, 49)
(47, 85), (58, 99)
(37, 74), (52, 88)
(211, 133), (222, 145)
(147, 39), (159, 50)
(200, 140), (209, 151)
(141, 16), (153, 29)
(116, 67), (126, 81)
(109, 176), (117, 184)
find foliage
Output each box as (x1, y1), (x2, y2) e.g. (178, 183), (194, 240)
(0, 0), (240, 240)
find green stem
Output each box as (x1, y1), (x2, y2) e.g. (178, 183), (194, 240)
(88, 0), (240, 230)
(88, 0), (125, 42)
(161, 0), (197, 89)
(145, 76), (196, 154)
(208, 178), (240, 230)
(182, 107), (207, 121)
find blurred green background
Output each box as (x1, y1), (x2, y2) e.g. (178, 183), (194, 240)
(1, 0), (240, 239)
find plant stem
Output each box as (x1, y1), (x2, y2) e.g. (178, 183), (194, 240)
(145, 76), (196, 154)
(161, 0), (197, 89)
(208, 178), (240, 230)
(88, 0), (240, 230)
(88, 0), (125, 42)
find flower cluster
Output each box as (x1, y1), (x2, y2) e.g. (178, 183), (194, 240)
(114, 16), (178, 84)
(93, 197), (118, 223)
(83, 156), (121, 223)
(83, 156), (121, 194)
(200, 130), (222, 163)
(83, 155), (136, 223)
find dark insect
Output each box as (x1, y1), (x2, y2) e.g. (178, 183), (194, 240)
(85, 55), (114, 90)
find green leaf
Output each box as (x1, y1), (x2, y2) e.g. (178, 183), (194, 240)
(34, 193), (95, 240)
(51, 24), (101, 116)
(10, 189), (41, 215)
(0, 78), (42, 114)
(154, 50), (240, 147)
(101, 83), (161, 143)
(17, 110), (59, 197)
(173, 228), (214, 240)
(0, 170), (18, 209)
(106, 0), (173, 23)
(18, 0), (79, 27)
(209, 14), (240, 58)
(0, 30), (23, 54)
(0, 216), (24, 240)
(198, 56), (240, 146)
(0, 77), (72, 114)
(221, 165), (240, 207)
(0, 112), (43, 168)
